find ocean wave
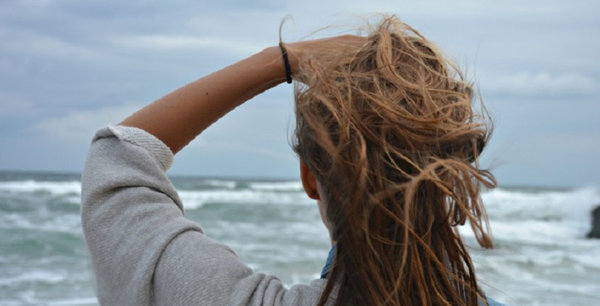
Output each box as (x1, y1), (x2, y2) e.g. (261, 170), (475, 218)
(1, 177), (599, 305)
(0, 180), (81, 196)
(0, 212), (81, 233)
(202, 179), (238, 189)
(459, 186), (600, 245)
(247, 181), (303, 191)
(179, 189), (311, 209)
(46, 298), (99, 306)
(483, 186), (599, 222)
(0, 178), (305, 196)
(0, 271), (66, 286)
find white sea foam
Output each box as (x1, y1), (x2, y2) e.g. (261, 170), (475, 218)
(46, 298), (99, 306)
(0, 271), (66, 286)
(456, 186), (600, 304)
(483, 187), (599, 220)
(478, 186), (600, 239)
(201, 179), (237, 189)
(248, 181), (303, 191)
(0, 180), (81, 196)
(179, 189), (311, 209)
(0, 212), (81, 232)
(65, 195), (81, 204)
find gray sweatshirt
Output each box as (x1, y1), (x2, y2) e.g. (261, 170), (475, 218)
(81, 126), (332, 305)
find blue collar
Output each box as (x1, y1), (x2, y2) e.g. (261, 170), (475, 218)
(320, 246), (336, 279)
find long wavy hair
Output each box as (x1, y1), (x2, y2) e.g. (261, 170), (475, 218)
(291, 16), (496, 306)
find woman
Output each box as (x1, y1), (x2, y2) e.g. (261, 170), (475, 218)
(82, 16), (500, 305)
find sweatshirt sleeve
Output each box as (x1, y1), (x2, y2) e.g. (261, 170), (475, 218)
(80, 126), (329, 306)
(81, 125), (201, 305)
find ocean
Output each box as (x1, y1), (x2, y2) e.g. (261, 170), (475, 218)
(0, 171), (599, 305)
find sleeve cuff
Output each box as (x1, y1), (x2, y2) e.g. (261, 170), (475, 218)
(93, 125), (174, 171)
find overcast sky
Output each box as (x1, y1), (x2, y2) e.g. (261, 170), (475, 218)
(1, 0), (598, 187)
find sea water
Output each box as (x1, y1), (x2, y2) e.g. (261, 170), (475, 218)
(0, 171), (599, 305)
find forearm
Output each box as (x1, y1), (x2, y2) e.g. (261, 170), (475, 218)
(120, 46), (287, 154)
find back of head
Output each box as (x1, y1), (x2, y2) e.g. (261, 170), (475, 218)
(292, 16), (496, 306)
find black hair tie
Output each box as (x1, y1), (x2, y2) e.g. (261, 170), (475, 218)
(279, 42), (293, 84)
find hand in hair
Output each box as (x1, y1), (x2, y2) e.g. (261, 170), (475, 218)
(285, 35), (366, 78)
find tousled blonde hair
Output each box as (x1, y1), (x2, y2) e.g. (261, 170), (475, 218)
(292, 16), (496, 306)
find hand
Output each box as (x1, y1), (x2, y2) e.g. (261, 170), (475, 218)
(284, 35), (367, 80)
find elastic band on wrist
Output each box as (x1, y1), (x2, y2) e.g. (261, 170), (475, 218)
(278, 42), (293, 84)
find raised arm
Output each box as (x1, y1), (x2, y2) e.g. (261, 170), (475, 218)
(119, 35), (365, 154)
(119, 46), (288, 153)
(83, 34), (366, 305)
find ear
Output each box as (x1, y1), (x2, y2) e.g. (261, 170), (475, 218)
(300, 160), (321, 200)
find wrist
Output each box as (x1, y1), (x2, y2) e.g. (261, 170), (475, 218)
(257, 46), (290, 85)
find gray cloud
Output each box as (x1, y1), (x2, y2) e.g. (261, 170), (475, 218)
(31, 104), (140, 143)
(1, 0), (598, 186)
(487, 71), (598, 96)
